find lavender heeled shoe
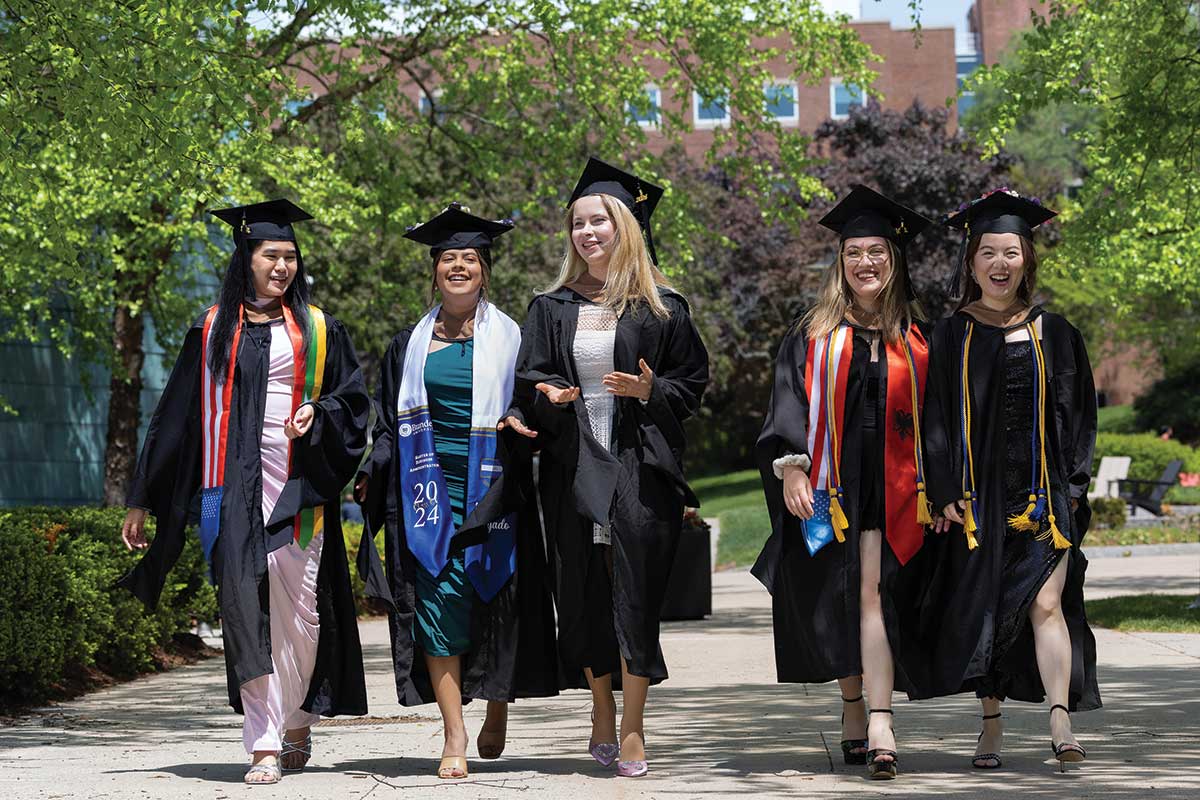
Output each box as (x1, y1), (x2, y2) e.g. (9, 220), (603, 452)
(589, 742), (620, 767)
(617, 759), (649, 777)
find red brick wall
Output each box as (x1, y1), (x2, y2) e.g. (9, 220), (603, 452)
(968, 0), (1047, 64)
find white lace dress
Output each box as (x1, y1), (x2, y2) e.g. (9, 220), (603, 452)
(574, 302), (618, 545)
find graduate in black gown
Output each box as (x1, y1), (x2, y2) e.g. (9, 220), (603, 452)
(355, 204), (558, 780)
(752, 187), (935, 779)
(118, 200), (370, 785)
(917, 190), (1098, 771)
(502, 158), (708, 777)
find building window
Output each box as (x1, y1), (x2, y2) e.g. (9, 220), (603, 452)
(830, 81), (863, 119)
(627, 85), (661, 127)
(693, 89), (730, 128)
(419, 89), (447, 123)
(764, 82), (798, 125)
(956, 52), (982, 119)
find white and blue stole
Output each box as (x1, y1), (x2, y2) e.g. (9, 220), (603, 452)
(395, 302), (521, 602)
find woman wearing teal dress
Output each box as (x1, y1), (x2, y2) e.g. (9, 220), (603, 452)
(356, 204), (558, 779)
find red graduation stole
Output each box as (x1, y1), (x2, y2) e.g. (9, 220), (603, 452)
(806, 323), (931, 565)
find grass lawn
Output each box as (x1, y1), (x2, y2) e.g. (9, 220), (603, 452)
(693, 469), (1200, 569)
(1086, 526), (1199, 547)
(1085, 593), (1200, 634)
(692, 469), (770, 568)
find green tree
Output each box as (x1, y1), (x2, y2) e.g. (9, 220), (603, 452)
(1, 1), (878, 503)
(964, 0), (1200, 369)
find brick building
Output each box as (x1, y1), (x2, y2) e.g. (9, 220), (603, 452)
(968, 0), (1047, 64)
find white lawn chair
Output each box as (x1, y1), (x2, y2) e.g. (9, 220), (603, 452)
(1088, 456), (1131, 499)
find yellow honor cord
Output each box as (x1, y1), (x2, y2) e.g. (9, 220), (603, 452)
(961, 322), (980, 549)
(1029, 326), (1072, 550)
(902, 333), (933, 526)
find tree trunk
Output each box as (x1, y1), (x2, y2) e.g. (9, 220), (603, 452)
(102, 298), (146, 507)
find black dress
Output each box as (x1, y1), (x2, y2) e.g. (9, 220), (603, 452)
(120, 310), (371, 716)
(509, 287), (709, 686)
(911, 307), (1101, 710)
(357, 326), (560, 705)
(753, 321), (928, 688)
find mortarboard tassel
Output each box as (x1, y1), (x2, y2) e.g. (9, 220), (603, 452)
(830, 486), (849, 542)
(962, 491), (979, 550)
(1008, 492), (1040, 531)
(947, 221), (970, 297)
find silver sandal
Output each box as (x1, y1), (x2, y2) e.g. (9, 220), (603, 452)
(281, 734), (312, 772)
(244, 762), (282, 785)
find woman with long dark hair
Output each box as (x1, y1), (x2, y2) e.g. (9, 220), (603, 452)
(119, 199), (370, 785)
(502, 158), (709, 778)
(917, 189), (1099, 771)
(356, 203), (558, 780)
(753, 186), (934, 780)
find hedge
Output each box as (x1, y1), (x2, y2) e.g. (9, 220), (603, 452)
(1093, 433), (1200, 504)
(0, 506), (218, 707)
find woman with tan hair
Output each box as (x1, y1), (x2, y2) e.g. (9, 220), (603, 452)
(502, 158), (708, 778)
(752, 186), (934, 779)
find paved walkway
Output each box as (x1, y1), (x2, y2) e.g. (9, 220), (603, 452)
(2, 550), (1198, 799)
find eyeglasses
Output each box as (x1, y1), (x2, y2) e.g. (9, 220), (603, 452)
(843, 247), (889, 264)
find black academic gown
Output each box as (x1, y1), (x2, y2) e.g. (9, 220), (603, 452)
(119, 309), (370, 716)
(911, 306), (1100, 710)
(751, 319), (930, 687)
(357, 325), (559, 705)
(509, 287), (709, 686)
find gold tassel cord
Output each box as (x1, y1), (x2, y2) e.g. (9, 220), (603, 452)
(830, 489), (849, 541)
(902, 331), (933, 527)
(960, 322), (980, 550)
(1029, 326), (1072, 551)
(1007, 492), (1040, 531)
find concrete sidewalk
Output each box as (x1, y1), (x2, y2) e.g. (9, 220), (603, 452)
(2, 550), (1198, 799)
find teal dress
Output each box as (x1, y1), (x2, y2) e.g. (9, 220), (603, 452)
(415, 336), (474, 657)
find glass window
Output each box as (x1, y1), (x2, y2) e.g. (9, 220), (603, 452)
(765, 83), (797, 122)
(627, 86), (661, 126)
(693, 90), (729, 126)
(831, 82), (863, 119)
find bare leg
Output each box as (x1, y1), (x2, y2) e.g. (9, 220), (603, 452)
(838, 675), (867, 756)
(618, 656), (649, 762)
(477, 701), (508, 759)
(974, 696), (1004, 767)
(860, 529), (896, 762)
(585, 667), (618, 748)
(1029, 552), (1079, 749)
(426, 653), (468, 777)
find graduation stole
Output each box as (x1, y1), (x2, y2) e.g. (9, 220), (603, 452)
(958, 319), (1070, 551)
(395, 303), (521, 602)
(198, 303), (327, 564)
(804, 323), (931, 563)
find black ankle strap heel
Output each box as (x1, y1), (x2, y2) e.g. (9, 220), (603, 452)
(866, 709), (897, 780)
(973, 712), (1003, 769)
(839, 695), (867, 765)
(1049, 704), (1087, 771)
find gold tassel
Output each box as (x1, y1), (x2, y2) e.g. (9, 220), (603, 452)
(830, 489), (849, 543)
(1047, 514), (1072, 550)
(1007, 493), (1040, 531)
(963, 495), (979, 550)
(916, 483), (934, 526)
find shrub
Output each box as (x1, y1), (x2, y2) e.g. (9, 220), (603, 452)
(1090, 497), (1127, 529)
(1134, 360), (1200, 444)
(0, 506), (216, 707)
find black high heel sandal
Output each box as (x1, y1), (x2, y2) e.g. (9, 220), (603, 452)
(1049, 704), (1086, 772)
(972, 712), (1003, 769)
(866, 708), (897, 780)
(839, 695), (868, 765)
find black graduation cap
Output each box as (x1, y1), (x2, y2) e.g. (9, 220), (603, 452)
(209, 198), (313, 242)
(818, 184), (932, 248)
(943, 188), (1057, 296)
(568, 157), (664, 264)
(403, 202), (514, 261)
